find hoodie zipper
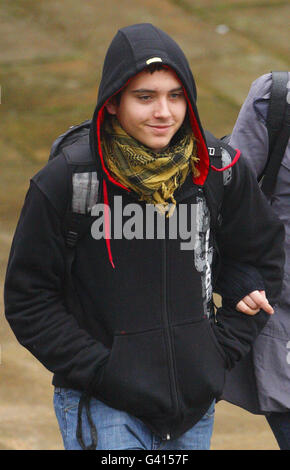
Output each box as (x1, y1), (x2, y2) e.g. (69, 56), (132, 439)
(162, 236), (181, 440)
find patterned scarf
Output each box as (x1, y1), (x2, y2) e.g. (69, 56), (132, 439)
(102, 116), (199, 216)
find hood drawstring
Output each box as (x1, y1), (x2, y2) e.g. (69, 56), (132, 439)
(211, 149), (241, 172)
(101, 147), (241, 269)
(103, 179), (115, 269)
(76, 392), (98, 450)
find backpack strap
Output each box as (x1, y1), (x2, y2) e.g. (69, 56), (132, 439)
(62, 136), (93, 166)
(203, 131), (238, 288)
(220, 134), (231, 145)
(203, 130), (235, 229)
(62, 212), (95, 328)
(61, 141), (101, 327)
(261, 71), (290, 197)
(49, 120), (92, 161)
(266, 72), (288, 155)
(60, 138), (101, 246)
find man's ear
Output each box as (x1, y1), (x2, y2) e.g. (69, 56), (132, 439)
(105, 97), (118, 115)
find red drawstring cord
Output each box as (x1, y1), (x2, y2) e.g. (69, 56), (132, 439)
(101, 149), (241, 270)
(211, 149), (241, 172)
(102, 179), (115, 269)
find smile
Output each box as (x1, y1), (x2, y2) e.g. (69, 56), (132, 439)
(147, 125), (173, 133)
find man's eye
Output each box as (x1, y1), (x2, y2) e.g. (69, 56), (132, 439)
(138, 95), (152, 101)
(170, 93), (183, 99)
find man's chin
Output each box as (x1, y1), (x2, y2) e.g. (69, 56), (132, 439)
(143, 137), (172, 152)
(131, 131), (172, 152)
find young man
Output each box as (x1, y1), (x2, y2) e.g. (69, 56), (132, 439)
(222, 72), (290, 450)
(4, 24), (284, 450)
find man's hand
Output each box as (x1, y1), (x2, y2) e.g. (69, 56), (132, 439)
(236, 290), (274, 315)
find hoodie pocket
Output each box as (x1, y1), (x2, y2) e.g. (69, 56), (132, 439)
(96, 329), (173, 418)
(173, 319), (226, 410)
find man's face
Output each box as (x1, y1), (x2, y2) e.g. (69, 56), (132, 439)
(106, 68), (187, 152)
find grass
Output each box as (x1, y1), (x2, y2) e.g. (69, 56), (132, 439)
(171, 0), (289, 14)
(0, 0), (289, 225)
(170, 0), (290, 63)
(0, 0), (286, 450)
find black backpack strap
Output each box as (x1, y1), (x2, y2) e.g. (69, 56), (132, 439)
(62, 194), (101, 330)
(203, 131), (229, 228)
(62, 212), (95, 328)
(261, 71), (290, 197)
(203, 131), (239, 288)
(62, 135), (93, 165)
(204, 152), (224, 229)
(62, 142), (100, 244)
(266, 72), (288, 155)
(59, 141), (101, 327)
(220, 134), (231, 145)
(49, 120), (91, 161)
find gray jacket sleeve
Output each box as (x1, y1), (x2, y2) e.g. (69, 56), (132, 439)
(229, 73), (271, 178)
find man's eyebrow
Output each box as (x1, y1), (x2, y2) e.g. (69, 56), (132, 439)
(131, 87), (183, 94)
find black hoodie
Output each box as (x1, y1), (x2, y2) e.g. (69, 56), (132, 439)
(4, 24), (284, 442)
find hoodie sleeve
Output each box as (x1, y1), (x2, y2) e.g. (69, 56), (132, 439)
(215, 260), (265, 309)
(212, 154), (285, 369)
(4, 180), (110, 391)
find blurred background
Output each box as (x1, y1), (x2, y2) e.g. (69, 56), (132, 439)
(0, 0), (289, 450)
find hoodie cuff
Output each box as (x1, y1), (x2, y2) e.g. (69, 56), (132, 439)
(215, 261), (265, 309)
(87, 353), (110, 395)
(212, 306), (269, 369)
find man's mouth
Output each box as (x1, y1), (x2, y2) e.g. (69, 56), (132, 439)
(147, 124), (173, 133)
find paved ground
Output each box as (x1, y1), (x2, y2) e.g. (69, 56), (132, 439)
(1, 0), (289, 450)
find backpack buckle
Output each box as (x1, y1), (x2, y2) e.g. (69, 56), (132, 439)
(66, 230), (79, 248)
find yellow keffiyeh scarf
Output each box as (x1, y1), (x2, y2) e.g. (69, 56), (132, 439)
(102, 116), (199, 216)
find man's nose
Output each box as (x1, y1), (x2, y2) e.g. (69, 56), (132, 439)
(153, 98), (171, 119)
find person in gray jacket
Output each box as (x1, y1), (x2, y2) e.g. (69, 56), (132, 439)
(222, 72), (290, 450)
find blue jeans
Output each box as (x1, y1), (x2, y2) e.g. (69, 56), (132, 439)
(266, 412), (290, 450)
(53, 387), (215, 450)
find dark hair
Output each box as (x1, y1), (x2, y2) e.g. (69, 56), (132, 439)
(145, 63), (165, 74)
(114, 63), (167, 105)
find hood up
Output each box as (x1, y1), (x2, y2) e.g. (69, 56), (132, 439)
(89, 23), (210, 188)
